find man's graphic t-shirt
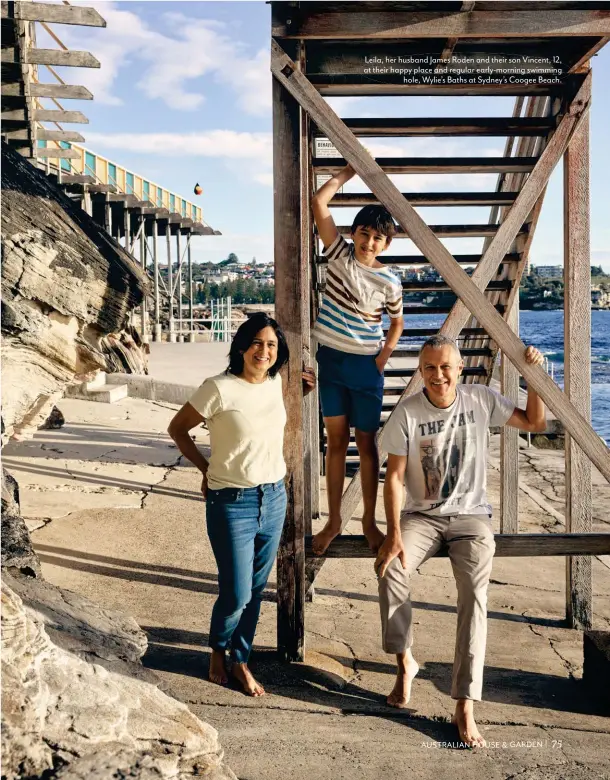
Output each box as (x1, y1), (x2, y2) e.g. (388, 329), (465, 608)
(382, 385), (515, 517)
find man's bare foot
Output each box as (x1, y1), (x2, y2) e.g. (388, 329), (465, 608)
(312, 520), (341, 555)
(387, 659), (419, 708)
(452, 699), (485, 748)
(231, 662), (265, 697)
(208, 649), (228, 686)
(363, 522), (384, 554)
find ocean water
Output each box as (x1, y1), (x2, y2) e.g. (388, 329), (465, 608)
(392, 309), (610, 443)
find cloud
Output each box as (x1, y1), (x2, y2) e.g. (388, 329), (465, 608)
(44, 3), (271, 114)
(85, 130), (273, 186)
(86, 130), (271, 159)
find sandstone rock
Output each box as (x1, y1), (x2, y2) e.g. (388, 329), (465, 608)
(1, 141), (149, 443)
(1, 582), (237, 780)
(3, 570), (147, 666)
(1, 470), (41, 577)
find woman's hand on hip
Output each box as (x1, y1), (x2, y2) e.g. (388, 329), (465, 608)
(200, 470), (209, 500)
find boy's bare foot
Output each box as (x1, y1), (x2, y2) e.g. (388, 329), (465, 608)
(231, 662), (265, 697)
(312, 520), (341, 555)
(208, 649), (228, 685)
(363, 522), (384, 554)
(387, 659), (419, 708)
(452, 699), (485, 748)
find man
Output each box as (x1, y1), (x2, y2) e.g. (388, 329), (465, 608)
(375, 335), (546, 747)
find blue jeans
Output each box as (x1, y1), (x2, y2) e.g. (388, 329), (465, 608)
(205, 479), (287, 663)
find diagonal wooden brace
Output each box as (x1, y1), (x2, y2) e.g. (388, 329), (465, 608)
(270, 43), (609, 479)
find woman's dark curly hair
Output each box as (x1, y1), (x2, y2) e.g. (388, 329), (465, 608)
(227, 312), (289, 378)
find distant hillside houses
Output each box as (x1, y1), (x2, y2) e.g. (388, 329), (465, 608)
(533, 265), (564, 279)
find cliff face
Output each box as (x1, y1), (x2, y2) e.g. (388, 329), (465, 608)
(1, 141), (150, 442)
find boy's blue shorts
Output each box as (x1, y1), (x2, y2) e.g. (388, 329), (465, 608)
(316, 345), (384, 433)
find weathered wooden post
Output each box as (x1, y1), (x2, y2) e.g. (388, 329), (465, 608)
(564, 74), (593, 629)
(273, 54), (306, 661)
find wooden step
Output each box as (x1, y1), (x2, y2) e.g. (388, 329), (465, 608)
(317, 253), (520, 266)
(329, 191), (519, 207)
(313, 157), (537, 174)
(314, 117), (556, 137)
(30, 83), (93, 100)
(59, 174), (96, 184)
(35, 146), (80, 159)
(3, 2), (106, 27)
(383, 366), (487, 378)
(309, 76), (558, 98)
(38, 128), (85, 143)
(391, 347), (492, 358)
(33, 108), (89, 123)
(401, 280), (512, 291)
(383, 327), (489, 338)
(403, 304), (505, 314)
(334, 224), (522, 239)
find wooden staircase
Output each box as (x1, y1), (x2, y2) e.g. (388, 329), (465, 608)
(313, 94), (557, 475)
(1, 0), (104, 162)
(270, 2), (610, 658)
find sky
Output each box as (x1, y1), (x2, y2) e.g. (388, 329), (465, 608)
(39, 1), (610, 270)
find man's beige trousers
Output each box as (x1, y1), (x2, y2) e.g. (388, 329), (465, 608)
(378, 512), (495, 701)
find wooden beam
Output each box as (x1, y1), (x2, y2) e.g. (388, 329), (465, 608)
(34, 146), (80, 159)
(564, 83), (592, 630)
(299, 42), (315, 539)
(35, 128), (85, 142)
(500, 304), (520, 534)
(312, 80), (559, 97)
(334, 223), (517, 238)
(314, 117), (555, 137)
(273, 75), (306, 663)
(330, 192), (519, 207)
(7, 1), (106, 27)
(272, 9), (610, 38)
(313, 157), (537, 174)
(317, 253), (520, 266)
(269, 46), (610, 513)
(305, 534), (610, 559)
(33, 108), (88, 123)
(30, 83), (93, 100)
(21, 49), (100, 68)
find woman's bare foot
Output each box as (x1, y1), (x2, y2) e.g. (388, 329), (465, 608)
(452, 699), (485, 748)
(312, 520), (341, 555)
(231, 662), (265, 697)
(363, 522), (384, 554)
(208, 649), (228, 686)
(387, 655), (419, 708)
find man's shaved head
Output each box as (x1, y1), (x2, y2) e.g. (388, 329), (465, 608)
(418, 335), (462, 360)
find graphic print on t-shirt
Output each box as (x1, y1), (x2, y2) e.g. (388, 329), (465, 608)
(418, 414), (477, 507)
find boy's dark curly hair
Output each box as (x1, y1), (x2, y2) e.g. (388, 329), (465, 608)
(351, 205), (397, 239)
(227, 312), (289, 378)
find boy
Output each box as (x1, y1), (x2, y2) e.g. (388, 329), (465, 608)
(311, 164), (404, 555)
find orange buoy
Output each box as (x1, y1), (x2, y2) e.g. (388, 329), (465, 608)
(194, 183), (202, 195)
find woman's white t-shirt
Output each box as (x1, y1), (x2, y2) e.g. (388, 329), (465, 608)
(188, 372), (287, 490)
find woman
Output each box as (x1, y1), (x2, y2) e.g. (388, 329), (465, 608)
(168, 312), (315, 696)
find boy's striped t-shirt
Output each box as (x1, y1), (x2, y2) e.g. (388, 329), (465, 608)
(313, 234), (403, 355)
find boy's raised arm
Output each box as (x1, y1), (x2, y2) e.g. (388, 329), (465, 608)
(311, 164), (356, 250)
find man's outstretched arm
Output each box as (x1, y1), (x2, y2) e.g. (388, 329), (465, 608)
(375, 453), (408, 579)
(311, 164), (355, 250)
(505, 345), (547, 433)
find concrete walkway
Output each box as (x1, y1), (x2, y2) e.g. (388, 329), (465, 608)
(4, 395), (610, 780)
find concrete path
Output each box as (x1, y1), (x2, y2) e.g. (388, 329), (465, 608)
(4, 395), (610, 780)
